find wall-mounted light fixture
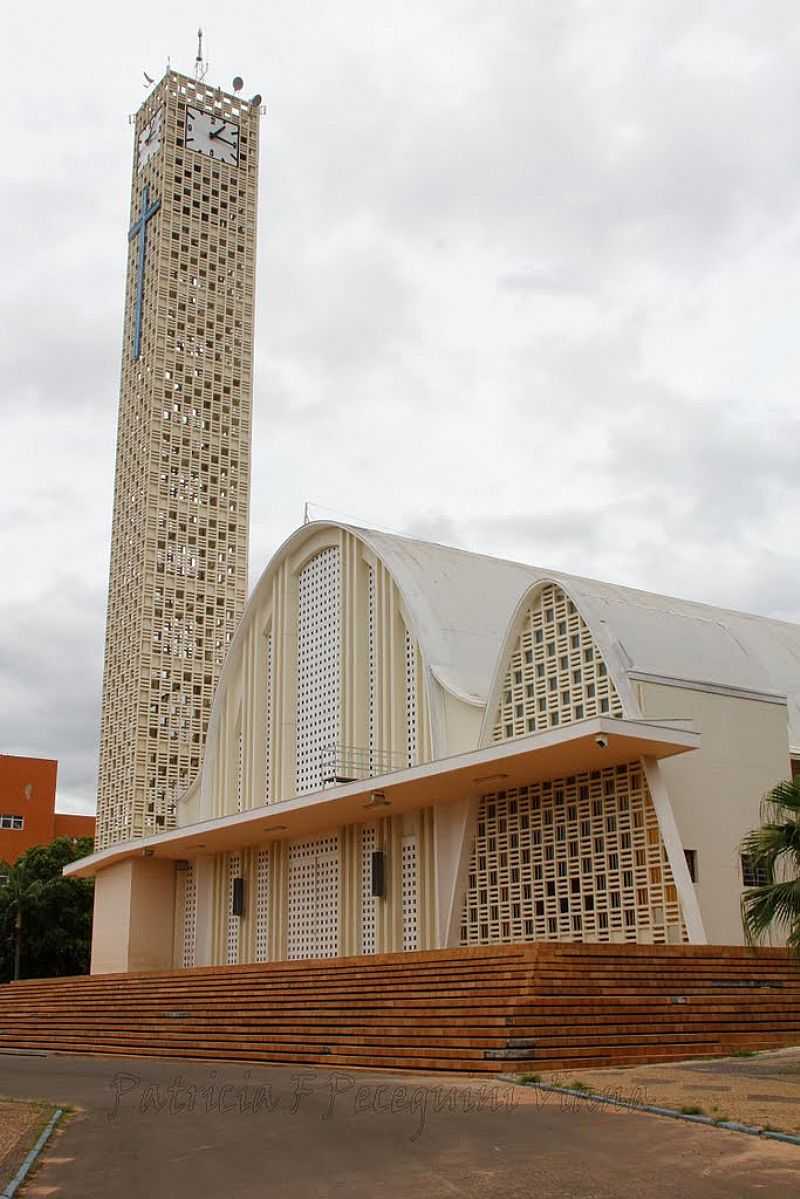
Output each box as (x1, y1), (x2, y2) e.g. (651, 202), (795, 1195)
(363, 791), (391, 810)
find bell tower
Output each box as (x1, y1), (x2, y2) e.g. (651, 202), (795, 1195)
(96, 64), (261, 848)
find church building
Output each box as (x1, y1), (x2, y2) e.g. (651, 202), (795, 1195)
(70, 57), (799, 976)
(72, 519), (800, 973)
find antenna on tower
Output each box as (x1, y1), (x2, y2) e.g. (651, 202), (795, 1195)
(194, 27), (208, 81)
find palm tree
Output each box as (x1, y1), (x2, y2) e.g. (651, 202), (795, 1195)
(1, 857), (50, 981)
(740, 777), (800, 953)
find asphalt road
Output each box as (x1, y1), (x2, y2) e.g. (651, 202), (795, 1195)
(1, 1052), (797, 1198)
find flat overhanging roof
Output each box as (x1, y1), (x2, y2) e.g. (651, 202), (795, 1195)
(65, 716), (698, 878)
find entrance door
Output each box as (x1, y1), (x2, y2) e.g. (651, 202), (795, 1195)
(287, 833), (341, 959)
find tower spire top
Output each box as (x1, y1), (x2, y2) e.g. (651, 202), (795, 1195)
(194, 27), (208, 81)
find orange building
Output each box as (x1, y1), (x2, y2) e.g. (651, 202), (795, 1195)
(0, 755), (95, 866)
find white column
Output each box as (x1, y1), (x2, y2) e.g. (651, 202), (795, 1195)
(433, 797), (479, 947)
(193, 854), (217, 966)
(642, 756), (707, 944)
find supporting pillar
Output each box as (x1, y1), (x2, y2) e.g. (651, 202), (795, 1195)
(194, 854), (217, 966)
(90, 856), (176, 974)
(433, 796), (478, 948)
(642, 756), (707, 944)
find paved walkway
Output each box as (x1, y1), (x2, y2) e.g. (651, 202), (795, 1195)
(536, 1047), (800, 1135)
(1, 1053), (797, 1198)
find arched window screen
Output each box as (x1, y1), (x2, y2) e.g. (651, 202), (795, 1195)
(495, 582), (622, 741)
(296, 547), (341, 795)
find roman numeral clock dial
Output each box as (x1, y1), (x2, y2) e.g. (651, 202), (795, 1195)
(185, 106), (240, 166)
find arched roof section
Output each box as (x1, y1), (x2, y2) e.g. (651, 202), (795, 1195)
(482, 569), (800, 750)
(479, 576), (640, 747)
(200, 521), (800, 792)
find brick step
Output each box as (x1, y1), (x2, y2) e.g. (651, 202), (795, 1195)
(0, 1033), (511, 1068)
(6, 994), (798, 1021)
(0, 1024), (761, 1055)
(0, 992), (531, 1015)
(528, 1033), (800, 1064)
(5, 1012), (794, 1041)
(3, 943), (796, 1076)
(6, 1001), (796, 1026)
(0, 1029), (512, 1054)
(20, 1042), (516, 1073)
(5, 951), (533, 989)
(6, 973), (795, 1010)
(0, 980), (539, 1007)
(0, 968), (537, 997)
(2, 964), (535, 998)
(524, 1045), (797, 1072)
(4, 974), (795, 1002)
(7, 976), (793, 1011)
(548, 945), (791, 959)
(2, 1019), (794, 1053)
(25, 1034), (785, 1073)
(526, 970), (799, 984)
(8, 955), (796, 988)
(0, 1014), (750, 1044)
(7, 1005), (796, 1033)
(510, 1011), (800, 1030)
(0, 1038), (788, 1073)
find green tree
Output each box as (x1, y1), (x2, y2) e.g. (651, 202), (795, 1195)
(740, 778), (800, 953)
(0, 837), (95, 982)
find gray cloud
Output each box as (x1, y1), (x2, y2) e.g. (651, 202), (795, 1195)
(2, 1), (799, 812)
(0, 580), (105, 812)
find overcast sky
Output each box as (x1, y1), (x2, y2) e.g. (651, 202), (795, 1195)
(2, 2), (799, 814)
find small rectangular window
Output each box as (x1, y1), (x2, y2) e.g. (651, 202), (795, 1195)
(741, 854), (769, 887)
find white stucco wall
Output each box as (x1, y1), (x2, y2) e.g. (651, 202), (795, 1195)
(90, 858), (177, 973)
(638, 681), (791, 945)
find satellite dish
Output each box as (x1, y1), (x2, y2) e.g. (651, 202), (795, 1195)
(232, 76), (244, 93)
(250, 93), (262, 107)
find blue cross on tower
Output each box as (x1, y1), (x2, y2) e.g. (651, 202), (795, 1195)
(128, 185), (161, 361)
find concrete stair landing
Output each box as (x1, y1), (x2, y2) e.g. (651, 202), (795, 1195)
(0, 943), (798, 1074)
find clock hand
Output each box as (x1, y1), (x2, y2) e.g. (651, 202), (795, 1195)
(212, 135), (236, 149)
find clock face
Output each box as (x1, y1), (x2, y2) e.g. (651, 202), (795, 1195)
(137, 109), (163, 171)
(185, 106), (240, 166)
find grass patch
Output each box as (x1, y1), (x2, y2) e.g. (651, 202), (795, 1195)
(731, 1049), (757, 1058)
(679, 1105), (704, 1116)
(570, 1081), (591, 1092)
(517, 1073), (541, 1085)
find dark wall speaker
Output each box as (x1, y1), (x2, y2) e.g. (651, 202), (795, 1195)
(232, 876), (245, 916)
(371, 850), (385, 898)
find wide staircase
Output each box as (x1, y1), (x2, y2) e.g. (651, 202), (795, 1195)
(0, 943), (798, 1074)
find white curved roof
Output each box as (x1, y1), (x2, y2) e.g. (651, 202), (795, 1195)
(349, 525), (800, 746)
